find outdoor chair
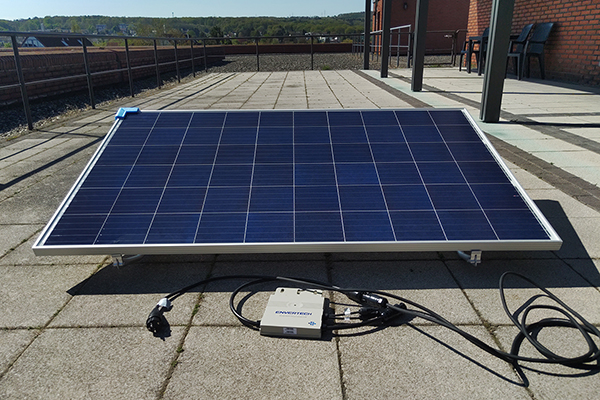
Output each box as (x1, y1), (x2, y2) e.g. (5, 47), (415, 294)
(524, 22), (554, 79)
(459, 27), (489, 74)
(506, 23), (534, 80)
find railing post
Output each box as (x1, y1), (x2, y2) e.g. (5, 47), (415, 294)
(81, 38), (96, 109)
(174, 40), (180, 83)
(153, 39), (161, 88)
(124, 38), (134, 98)
(190, 39), (195, 77)
(310, 36), (314, 70)
(203, 39), (208, 72)
(255, 38), (260, 72)
(10, 35), (33, 130)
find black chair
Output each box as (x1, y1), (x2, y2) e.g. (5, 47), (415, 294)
(506, 23), (534, 80)
(459, 27), (489, 74)
(524, 22), (554, 79)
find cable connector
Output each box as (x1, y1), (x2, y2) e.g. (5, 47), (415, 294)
(345, 291), (388, 308)
(146, 298), (173, 333)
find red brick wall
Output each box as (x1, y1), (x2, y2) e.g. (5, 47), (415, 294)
(467, 0), (600, 87)
(373, 0), (470, 53)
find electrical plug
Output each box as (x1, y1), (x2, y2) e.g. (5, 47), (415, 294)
(146, 298), (172, 333)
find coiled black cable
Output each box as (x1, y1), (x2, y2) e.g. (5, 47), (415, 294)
(147, 271), (600, 373)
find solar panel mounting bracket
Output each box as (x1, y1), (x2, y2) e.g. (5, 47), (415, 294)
(457, 250), (482, 266)
(111, 254), (143, 268)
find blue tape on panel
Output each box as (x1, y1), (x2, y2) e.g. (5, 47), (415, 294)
(115, 107), (140, 119)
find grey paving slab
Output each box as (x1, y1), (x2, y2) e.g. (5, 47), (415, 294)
(0, 263), (98, 328)
(50, 259), (212, 328)
(494, 326), (600, 399)
(0, 233), (105, 266)
(330, 260), (481, 325)
(163, 326), (343, 400)
(0, 224), (40, 260)
(446, 259), (600, 325)
(338, 325), (529, 399)
(0, 329), (37, 374)
(0, 327), (184, 400)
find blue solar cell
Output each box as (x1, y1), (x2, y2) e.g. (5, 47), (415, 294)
(258, 127), (293, 144)
(395, 110), (433, 125)
(409, 142), (454, 162)
(295, 212), (344, 242)
(470, 184), (527, 210)
(390, 211), (445, 240)
(145, 127), (186, 145)
(361, 110), (398, 126)
(215, 145), (256, 164)
(365, 125), (404, 142)
(36, 109), (558, 253)
(95, 214), (154, 244)
(377, 163), (422, 185)
(338, 185), (386, 211)
(183, 127), (223, 145)
(81, 165), (131, 188)
(383, 185), (433, 210)
(224, 112), (259, 127)
(370, 143), (412, 162)
(44, 214), (107, 245)
(189, 112), (226, 128)
(330, 126), (368, 143)
(157, 187), (206, 213)
(295, 185), (340, 211)
(447, 142), (492, 161)
(402, 125), (443, 142)
(176, 145), (218, 165)
(220, 127), (258, 145)
(327, 111), (363, 126)
(108, 128), (151, 146)
(430, 110), (469, 125)
(485, 209), (548, 240)
(246, 212), (294, 242)
(146, 213), (199, 243)
(418, 162), (466, 184)
(260, 111), (293, 127)
(137, 146), (179, 165)
(63, 189), (120, 215)
(111, 188), (163, 214)
(249, 186), (293, 212)
(203, 187), (250, 213)
(167, 165), (212, 187)
(458, 161), (508, 184)
(294, 126), (330, 144)
(426, 185), (480, 210)
(333, 143), (373, 163)
(295, 144), (334, 163)
(342, 211), (395, 241)
(125, 165), (172, 188)
(195, 213), (246, 243)
(335, 163), (379, 185)
(154, 112), (193, 128)
(437, 125), (480, 142)
(96, 146), (140, 165)
(210, 164), (253, 187)
(253, 164), (293, 186)
(255, 144), (293, 164)
(295, 163), (336, 186)
(294, 111), (328, 127)
(437, 210), (497, 240)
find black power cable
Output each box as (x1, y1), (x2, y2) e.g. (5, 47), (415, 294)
(146, 271), (600, 374)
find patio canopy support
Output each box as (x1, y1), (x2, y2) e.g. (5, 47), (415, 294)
(480, 0), (516, 122)
(411, 0), (429, 91)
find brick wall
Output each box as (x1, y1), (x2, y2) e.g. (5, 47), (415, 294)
(467, 0), (600, 87)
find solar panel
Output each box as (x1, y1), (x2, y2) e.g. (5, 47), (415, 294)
(33, 108), (562, 256)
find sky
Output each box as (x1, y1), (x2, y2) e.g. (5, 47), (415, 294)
(1, 0), (366, 20)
